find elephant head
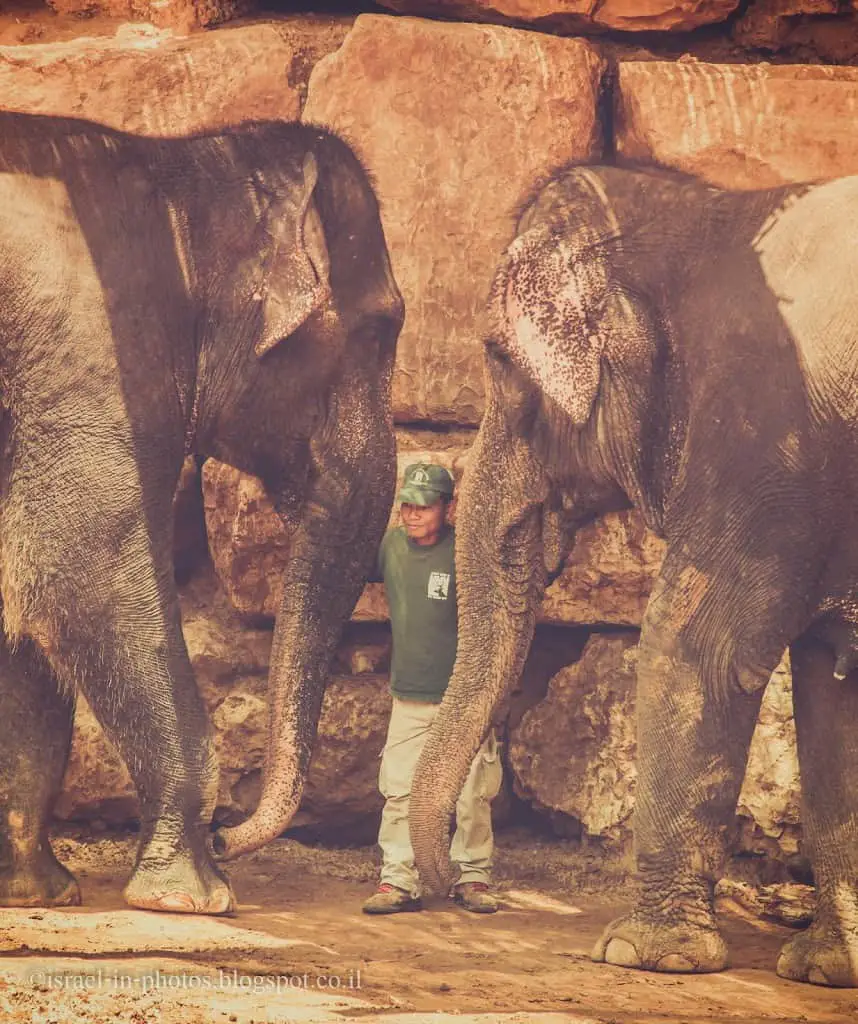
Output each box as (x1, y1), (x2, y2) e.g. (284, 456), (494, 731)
(171, 124), (404, 859)
(408, 169), (663, 890)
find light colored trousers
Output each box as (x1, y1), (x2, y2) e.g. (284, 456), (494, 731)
(378, 697), (503, 897)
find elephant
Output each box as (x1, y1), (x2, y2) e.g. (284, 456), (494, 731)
(408, 164), (858, 986)
(0, 111), (403, 914)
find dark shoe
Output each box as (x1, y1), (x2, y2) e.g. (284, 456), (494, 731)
(362, 883), (422, 915)
(453, 881), (498, 914)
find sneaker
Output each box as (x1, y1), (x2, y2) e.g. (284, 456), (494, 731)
(362, 883), (422, 915)
(452, 881), (499, 914)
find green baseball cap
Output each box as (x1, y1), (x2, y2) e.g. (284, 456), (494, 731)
(397, 462), (455, 506)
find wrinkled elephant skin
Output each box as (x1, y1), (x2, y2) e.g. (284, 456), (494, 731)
(409, 165), (858, 985)
(0, 113), (402, 913)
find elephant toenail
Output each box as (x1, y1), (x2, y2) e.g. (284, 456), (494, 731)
(604, 938), (641, 968)
(157, 892), (196, 912)
(209, 888), (235, 915)
(808, 967), (830, 986)
(658, 954), (697, 972)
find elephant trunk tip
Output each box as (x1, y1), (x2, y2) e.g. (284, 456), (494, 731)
(418, 852), (457, 897)
(410, 800), (458, 895)
(211, 802), (297, 861)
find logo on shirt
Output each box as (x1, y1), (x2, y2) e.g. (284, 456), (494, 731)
(427, 572), (451, 600)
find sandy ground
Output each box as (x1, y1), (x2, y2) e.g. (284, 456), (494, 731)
(0, 831), (856, 1023)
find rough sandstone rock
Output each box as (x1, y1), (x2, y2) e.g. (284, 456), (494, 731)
(616, 61), (858, 189)
(201, 460), (292, 621)
(732, 1), (858, 63)
(510, 634), (639, 843)
(374, 1), (740, 33)
(54, 694), (137, 824)
(511, 636), (801, 860)
(303, 14), (605, 425)
(542, 512), (664, 627)
(737, 656), (802, 859)
(45, 0), (248, 32)
(0, 19), (350, 130)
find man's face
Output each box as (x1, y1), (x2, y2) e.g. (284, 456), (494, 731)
(400, 499), (447, 546)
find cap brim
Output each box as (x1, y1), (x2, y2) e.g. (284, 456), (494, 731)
(397, 485), (443, 506)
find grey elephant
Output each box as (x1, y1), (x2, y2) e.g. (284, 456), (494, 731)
(0, 112), (402, 914)
(407, 165), (858, 985)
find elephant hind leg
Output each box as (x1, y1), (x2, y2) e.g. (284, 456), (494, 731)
(2, 461), (233, 916)
(0, 638), (79, 908)
(593, 571), (769, 974)
(777, 635), (858, 987)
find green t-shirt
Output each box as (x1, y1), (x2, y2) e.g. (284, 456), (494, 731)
(375, 525), (458, 703)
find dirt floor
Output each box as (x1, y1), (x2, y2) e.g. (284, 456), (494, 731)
(0, 831), (855, 1023)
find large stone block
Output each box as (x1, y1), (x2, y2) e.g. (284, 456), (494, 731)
(202, 460), (291, 621)
(542, 511), (664, 626)
(45, 1), (249, 31)
(374, 1), (740, 33)
(303, 15), (604, 425)
(510, 634), (801, 860)
(0, 19), (349, 131)
(510, 633), (640, 842)
(732, 1), (858, 63)
(737, 656), (802, 858)
(616, 61), (858, 188)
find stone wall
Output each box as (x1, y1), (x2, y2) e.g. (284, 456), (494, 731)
(2, 7), (853, 869)
(16, 0), (858, 61)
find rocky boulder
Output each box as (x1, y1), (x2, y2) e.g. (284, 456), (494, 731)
(510, 634), (801, 863)
(374, 1), (740, 33)
(737, 656), (802, 860)
(45, 0), (248, 32)
(732, 1), (858, 62)
(542, 512), (664, 627)
(616, 61), (858, 188)
(303, 14), (605, 425)
(201, 461), (291, 621)
(0, 19), (350, 130)
(509, 633), (640, 844)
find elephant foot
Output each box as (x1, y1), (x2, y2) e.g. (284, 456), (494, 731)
(592, 911), (729, 974)
(0, 848), (81, 908)
(124, 835), (235, 915)
(777, 922), (858, 987)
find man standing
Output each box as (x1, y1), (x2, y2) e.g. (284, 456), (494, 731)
(362, 463), (501, 915)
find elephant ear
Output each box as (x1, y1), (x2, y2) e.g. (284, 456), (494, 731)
(498, 227), (606, 426)
(253, 152), (332, 358)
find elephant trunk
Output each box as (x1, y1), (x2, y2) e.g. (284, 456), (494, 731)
(409, 407), (547, 892)
(215, 399), (395, 860)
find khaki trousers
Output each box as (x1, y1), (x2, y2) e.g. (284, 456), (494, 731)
(378, 697), (502, 898)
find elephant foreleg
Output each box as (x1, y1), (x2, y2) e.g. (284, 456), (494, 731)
(593, 573), (767, 973)
(0, 638), (78, 907)
(777, 635), (858, 987)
